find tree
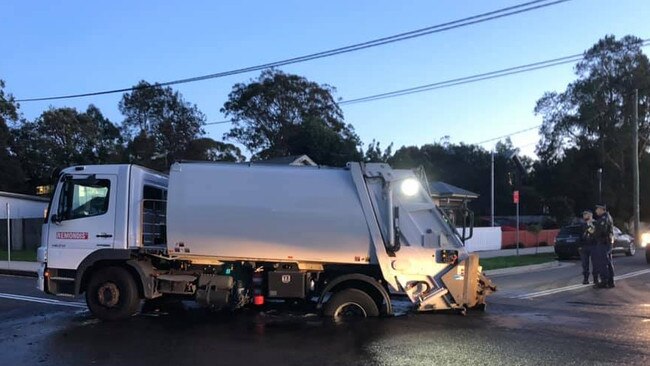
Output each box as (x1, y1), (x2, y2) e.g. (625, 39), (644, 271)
(388, 139), (544, 220)
(285, 117), (363, 166)
(222, 69), (362, 165)
(535, 35), (650, 222)
(85, 105), (124, 163)
(390, 143), (497, 217)
(11, 105), (123, 190)
(364, 139), (393, 162)
(119, 81), (206, 170)
(0, 79), (26, 192)
(184, 138), (244, 162)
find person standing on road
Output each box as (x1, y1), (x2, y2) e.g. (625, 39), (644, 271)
(579, 210), (596, 284)
(593, 204), (615, 289)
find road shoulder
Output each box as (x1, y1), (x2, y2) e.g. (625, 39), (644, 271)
(484, 260), (574, 277)
(0, 261), (39, 277)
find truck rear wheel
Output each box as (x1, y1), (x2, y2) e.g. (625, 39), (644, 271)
(323, 288), (379, 319)
(85, 267), (141, 321)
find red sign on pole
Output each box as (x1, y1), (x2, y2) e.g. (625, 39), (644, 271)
(513, 190), (520, 204)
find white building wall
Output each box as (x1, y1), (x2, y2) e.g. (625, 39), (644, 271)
(0, 194), (48, 219)
(457, 227), (502, 252)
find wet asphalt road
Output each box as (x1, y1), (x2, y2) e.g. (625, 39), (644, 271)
(1, 254), (650, 366)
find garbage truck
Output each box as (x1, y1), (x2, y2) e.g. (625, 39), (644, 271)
(37, 161), (495, 321)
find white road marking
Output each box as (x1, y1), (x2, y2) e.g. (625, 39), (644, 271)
(0, 292), (86, 308)
(513, 268), (650, 300)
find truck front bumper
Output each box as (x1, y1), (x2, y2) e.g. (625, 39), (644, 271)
(36, 246), (47, 292)
(36, 262), (46, 292)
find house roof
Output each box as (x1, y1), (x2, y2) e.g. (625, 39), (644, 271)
(429, 181), (479, 199)
(254, 154), (317, 166)
(0, 191), (49, 202)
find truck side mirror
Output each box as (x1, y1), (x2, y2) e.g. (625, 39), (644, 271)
(51, 214), (63, 225)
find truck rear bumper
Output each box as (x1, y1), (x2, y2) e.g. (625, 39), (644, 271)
(440, 254), (495, 310)
(410, 254), (496, 312)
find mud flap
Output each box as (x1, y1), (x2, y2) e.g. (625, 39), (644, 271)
(441, 254), (496, 309)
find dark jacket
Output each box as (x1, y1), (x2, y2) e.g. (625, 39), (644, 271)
(594, 212), (614, 245)
(581, 220), (596, 246)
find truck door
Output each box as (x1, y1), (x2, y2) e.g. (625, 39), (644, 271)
(47, 174), (117, 270)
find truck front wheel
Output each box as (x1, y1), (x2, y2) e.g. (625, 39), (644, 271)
(323, 288), (379, 320)
(85, 267), (141, 321)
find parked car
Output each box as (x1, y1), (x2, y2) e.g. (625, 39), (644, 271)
(612, 227), (636, 256)
(554, 225), (582, 259)
(554, 225), (636, 259)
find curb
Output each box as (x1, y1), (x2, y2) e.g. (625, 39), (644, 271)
(484, 260), (575, 277)
(0, 268), (38, 278)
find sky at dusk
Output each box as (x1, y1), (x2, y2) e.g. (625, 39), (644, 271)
(2, 0), (649, 157)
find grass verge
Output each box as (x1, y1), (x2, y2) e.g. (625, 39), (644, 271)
(480, 252), (557, 271)
(0, 249), (38, 262)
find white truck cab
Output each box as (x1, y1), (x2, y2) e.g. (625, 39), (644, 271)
(37, 165), (167, 295)
(38, 162), (494, 321)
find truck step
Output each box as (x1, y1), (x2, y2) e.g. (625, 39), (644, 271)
(55, 293), (77, 298)
(157, 274), (197, 282)
(49, 276), (75, 282)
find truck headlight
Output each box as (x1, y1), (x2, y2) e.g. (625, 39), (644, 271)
(641, 232), (650, 247)
(400, 178), (420, 197)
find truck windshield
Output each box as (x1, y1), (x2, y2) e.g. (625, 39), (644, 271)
(59, 179), (110, 220)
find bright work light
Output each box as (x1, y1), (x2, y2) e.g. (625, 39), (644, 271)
(641, 232), (650, 248)
(400, 178), (420, 197)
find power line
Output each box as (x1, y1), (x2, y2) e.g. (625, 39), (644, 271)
(204, 120), (232, 126)
(341, 39), (650, 105)
(339, 56), (583, 105)
(474, 106), (616, 147)
(473, 125), (542, 145)
(16, 0), (572, 102)
(203, 39), (649, 126)
(204, 54), (586, 128)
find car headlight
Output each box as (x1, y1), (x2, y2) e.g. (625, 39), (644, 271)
(641, 232), (650, 247)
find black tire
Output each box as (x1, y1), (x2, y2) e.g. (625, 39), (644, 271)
(645, 246), (650, 264)
(323, 288), (379, 319)
(626, 244), (636, 256)
(85, 266), (141, 321)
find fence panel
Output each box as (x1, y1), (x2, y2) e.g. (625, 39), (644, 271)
(459, 227), (502, 252)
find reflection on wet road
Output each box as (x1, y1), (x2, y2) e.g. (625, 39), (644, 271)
(1, 254), (650, 365)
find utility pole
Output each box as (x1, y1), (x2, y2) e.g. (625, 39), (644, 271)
(597, 168), (602, 203)
(515, 193), (520, 256)
(633, 89), (640, 243)
(491, 151), (495, 227)
(6, 203), (10, 264)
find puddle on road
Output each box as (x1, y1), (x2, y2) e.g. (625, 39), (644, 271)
(566, 301), (618, 307)
(485, 310), (591, 330)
